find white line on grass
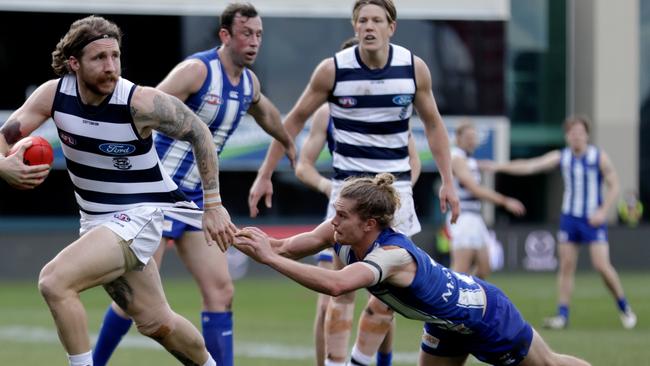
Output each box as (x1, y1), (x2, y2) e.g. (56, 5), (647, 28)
(0, 325), (429, 363)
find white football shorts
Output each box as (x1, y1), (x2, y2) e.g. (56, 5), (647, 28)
(447, 211), (490, 250)
(79, 205), (203, 265)
(326, 179), (421, 237)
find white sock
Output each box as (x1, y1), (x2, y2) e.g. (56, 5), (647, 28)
(68, 350), (93, 366)
(202, 354), (217, 366)
(325, 359), (347, 366)
(349, 344), (373, 365)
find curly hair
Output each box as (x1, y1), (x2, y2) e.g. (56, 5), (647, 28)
(51, 15), (122, 76)
(339, 173), (400, 228)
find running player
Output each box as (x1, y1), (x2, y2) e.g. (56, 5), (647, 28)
(0, 15), (235, 366)
(92, 4), (295, 366)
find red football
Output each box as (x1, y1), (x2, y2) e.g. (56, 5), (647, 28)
(8, 136), (54, 166)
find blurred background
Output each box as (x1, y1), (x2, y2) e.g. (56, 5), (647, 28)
(0, 1), (648, 365)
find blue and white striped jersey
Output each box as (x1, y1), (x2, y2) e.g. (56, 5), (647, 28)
(334, 228), (486, 334)
(328, 44), (415, 181)
(155, 48), (254, 192)
(560, 146), (603, 218)
(452, 146), (481, 213)
(51, 74), (190, 215)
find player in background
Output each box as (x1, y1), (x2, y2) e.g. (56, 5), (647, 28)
(235, 173), (592, 366)
(0, 15), (237, 366)
(247, 0), (461, 361)
(92, 3), (295, 366)
(483, 116), (636, 330)
(296, 97), (421, 365)
(449, 121), (525, 278)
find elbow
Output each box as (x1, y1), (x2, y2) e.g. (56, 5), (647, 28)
(326, 279), (355, 297)
(326, 283), (347, 297)
(295, 163), (307, 181)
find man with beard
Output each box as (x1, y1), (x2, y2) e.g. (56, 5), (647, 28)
(0, 15), (235, 366)
(92, 4), (295, 366)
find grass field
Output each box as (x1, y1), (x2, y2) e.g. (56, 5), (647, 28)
(0, 272), (647, 365)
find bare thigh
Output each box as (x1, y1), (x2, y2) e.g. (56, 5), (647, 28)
(105, 258), (171, 324)
(41, 226), (129, 293)
(175, 231), (232, 288)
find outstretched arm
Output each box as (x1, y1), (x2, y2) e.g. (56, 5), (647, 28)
(0, 80), (56, 188)
(247, 72), (296, 167)
(235, 226), (375, 296)
(248, 58), (335, 217)
(412, 56), (459, 222)
(130, 86), (237, 251)
(485, 150), (561, 176)
(452, 155), (525, 216)
(295, 104), (332, 197)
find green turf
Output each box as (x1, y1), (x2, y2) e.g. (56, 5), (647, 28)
(0, 272), (647, 365)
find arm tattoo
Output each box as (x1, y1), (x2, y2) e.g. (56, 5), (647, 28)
(136, 93), (219, 191)
(0, 119), (23, 144)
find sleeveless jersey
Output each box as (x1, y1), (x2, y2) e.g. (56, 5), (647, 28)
(155, 47), (254, 191)
(560, 145), (603, 218)
(328, 44), (415, 181)
(51, 74), (190, 215)
(334, 228), (486, 334)
(452, 146), (481, 213)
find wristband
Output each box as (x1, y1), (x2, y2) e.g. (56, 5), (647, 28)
(204, 188), (222, 210)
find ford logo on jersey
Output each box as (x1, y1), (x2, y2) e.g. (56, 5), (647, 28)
(392, 95), (413, 106)
(338, 97), (357, 107)
(99, 143), (136, 156)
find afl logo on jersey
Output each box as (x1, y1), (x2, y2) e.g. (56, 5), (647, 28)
(113, 213), (131, 222)
(392, 95), (413, 106)
(59, 132), (76, 146)
(203, 93), (222, 105)
(338, 97), (357, 107)
(100, 143), (136, 156)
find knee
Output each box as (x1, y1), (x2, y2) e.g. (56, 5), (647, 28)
(201, 278), (234, 309)
(367, 297), (393, 317)
(135, 309), (176, 341)
(37, 261), (67, 302)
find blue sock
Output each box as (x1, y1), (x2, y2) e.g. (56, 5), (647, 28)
(377, 351), (393, 366)
(93, 306), (133, 366)
(202, 311), (233, 366)
(557, 304), (569, 320)
(616, 297), (629, 312)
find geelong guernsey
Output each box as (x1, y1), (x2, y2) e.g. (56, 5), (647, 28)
(155, 48), (254, 192)
(334, 228), (486, 334)
(560, 145), (603, 218)
(328, 44), (415, 181)
(452, 146), (481, 213)
(51, 74), (191, 215)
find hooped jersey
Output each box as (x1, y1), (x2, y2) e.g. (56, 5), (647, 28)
(560, 145), (603, 218)
(334, 228), (486, 334)
(451, 146), (481, 213)
(51, 74), (191, 215)
(155, 47), (254, 192)
(328, 44), (415, 182)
